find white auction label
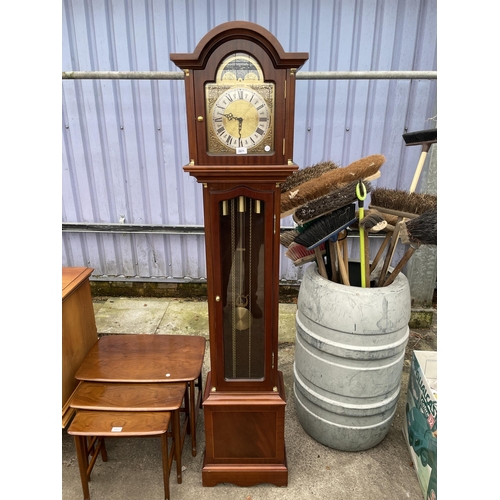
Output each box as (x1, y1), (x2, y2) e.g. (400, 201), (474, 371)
(111, 427), (123, 432)
(236, 147), (247, 155)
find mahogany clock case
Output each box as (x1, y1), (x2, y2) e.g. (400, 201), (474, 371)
(171, 21), (308, 488)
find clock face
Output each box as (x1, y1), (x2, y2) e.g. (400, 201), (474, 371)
(205, 53), (275, 155)
(211, 87), (272, 152)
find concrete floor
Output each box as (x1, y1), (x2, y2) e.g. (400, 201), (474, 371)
(62, 297), (437, 500)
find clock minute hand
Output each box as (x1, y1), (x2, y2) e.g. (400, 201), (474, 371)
(237, 117), (243, 139)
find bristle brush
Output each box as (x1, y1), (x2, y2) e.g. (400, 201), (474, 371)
(370, 189), (437, 218)
(381, 210), (437, 286)
(285, 242), (326, 267)
(370, 188), (437, 286)
(280, 229), (300, 248)
(281, 154), (385, 218)
(280, 161), (339, 194)
(293, 180), (372, 225)
(294, 204), (356, 284)
(294, 204), (356, 249)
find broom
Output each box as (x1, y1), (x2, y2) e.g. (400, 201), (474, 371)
(350, 209), (393, 232)
(403, 128), (437, 193)
(280, 229), (300, 248)
(293, 180), (372, 225)
(370, 188), (437, 286)
(294, 204), (357, 283)
(285, 242), (326, 266)
(381, 210), (437, 286)
(369, 127), (436, 284)
(282, 181), (357, 273)
(280, 228), (328, 267)
(280, 160), (339, 194)
(280, 162), (361, 276)
(280, 154), (385, 218)
(370, 189), (437, 218)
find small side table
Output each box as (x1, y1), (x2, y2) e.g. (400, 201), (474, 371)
(70, 381), (187, 483)
(75, 334), (206, 456)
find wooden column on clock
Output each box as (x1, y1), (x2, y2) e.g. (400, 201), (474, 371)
(171, 21), (308, 487)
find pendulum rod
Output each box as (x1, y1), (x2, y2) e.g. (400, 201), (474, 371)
(230, 198), (236, 378)
(248, 199), (253, 377)
(237, 196), (245, 378)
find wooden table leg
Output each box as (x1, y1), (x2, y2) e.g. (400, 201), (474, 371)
(173, 408), (182, 484)
(99, 438), (108, 462)
(184, 384), (191, 437)
(74, 435), (91, 500)
(189, 380), (197, 456)
(161, 432), (170, 500)
(198, 373), (203, 409)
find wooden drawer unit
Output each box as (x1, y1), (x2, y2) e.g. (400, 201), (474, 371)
(62, 267), (98, 427)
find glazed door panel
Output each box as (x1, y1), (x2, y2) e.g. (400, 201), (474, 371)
(208, 186), (275, 392)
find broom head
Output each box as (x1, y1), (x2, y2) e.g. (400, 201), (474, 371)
(400, 210), (437, 246)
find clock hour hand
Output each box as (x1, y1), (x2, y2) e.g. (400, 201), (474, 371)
(222, 113), (244, 139)
(222, 113), (243, 123)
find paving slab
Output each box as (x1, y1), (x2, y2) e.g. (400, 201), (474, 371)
(93, 297), (170, 334)
(156, 300), (210, 338)
(278, 303), (297, 343)
(155, 301), (297, 342)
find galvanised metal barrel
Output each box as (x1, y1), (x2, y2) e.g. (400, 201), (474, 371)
(294, 262), (411, 451)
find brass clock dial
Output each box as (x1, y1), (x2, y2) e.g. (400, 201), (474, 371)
(205, 53), (275, 155)
(211, 87), (272, 151)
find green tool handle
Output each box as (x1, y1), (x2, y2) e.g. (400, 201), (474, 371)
(356, 181), (367, 288)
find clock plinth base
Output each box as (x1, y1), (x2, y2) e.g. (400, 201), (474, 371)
(201, 371), (288, 487)
(202, 456), (288, 487)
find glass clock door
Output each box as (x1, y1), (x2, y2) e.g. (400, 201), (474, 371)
(217, 192), (271, 384)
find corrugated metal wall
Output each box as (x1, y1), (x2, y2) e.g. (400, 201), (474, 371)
(62, 0), (437, 284)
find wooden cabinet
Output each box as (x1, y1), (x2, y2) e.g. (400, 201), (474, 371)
(62, 267), (98, 427)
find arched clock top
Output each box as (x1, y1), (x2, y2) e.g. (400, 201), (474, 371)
(170, 21), (308, 70)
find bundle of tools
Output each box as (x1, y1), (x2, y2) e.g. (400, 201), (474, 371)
(280, 127), (437, 288)
(280, 155), (385, 287)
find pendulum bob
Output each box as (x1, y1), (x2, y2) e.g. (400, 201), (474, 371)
(234, 295), (252, 331)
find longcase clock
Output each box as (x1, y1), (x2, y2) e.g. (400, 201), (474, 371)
(171, 21), (308, 487)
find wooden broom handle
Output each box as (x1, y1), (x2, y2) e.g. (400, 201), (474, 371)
(363, 230), (370, 288)
(377, 221), (402, 286)
(329, 240), (338, 282)
(336, 240), (350, 285)
(382, 246), (417, 287)
(315, 247), (328, 279)
(409, 143), (431, 193)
